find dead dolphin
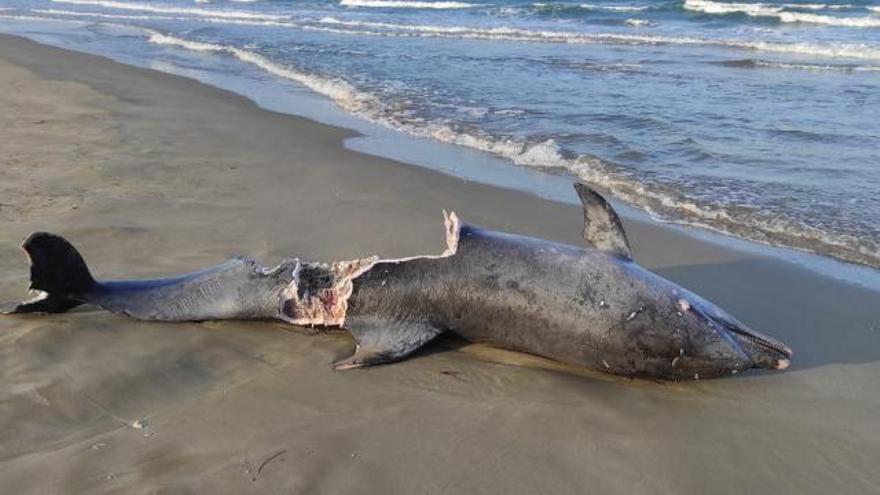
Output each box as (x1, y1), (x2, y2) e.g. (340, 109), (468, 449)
(2, 183), (791, 380)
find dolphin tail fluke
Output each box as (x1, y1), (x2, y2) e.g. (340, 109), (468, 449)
(2, 233), (95, 314)
(333, 316), (443, 370)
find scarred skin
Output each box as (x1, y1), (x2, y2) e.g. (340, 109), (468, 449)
(347, 223), (791, 379)
(2, 184), (791, 380)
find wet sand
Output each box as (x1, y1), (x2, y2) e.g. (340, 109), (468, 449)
(0, 34), (878, 494)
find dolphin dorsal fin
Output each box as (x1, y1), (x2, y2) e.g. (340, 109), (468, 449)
(573, 183), (632, 260)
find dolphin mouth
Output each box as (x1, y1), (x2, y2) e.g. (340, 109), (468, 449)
(686, 296), (793, 371)
(724, 324), (792, 370)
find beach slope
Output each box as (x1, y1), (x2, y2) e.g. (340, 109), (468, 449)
(0, 35), (878, 494)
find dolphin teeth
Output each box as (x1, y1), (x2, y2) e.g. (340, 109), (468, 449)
(729, 326), (793, 358)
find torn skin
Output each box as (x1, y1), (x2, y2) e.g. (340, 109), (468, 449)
(3, 182), (793, 380)
(278, 257), (378, 327)
(278, 211), (461, 327)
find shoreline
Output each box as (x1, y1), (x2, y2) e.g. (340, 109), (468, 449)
(1, 33), (879, 494)
(1, 24), (879, 286)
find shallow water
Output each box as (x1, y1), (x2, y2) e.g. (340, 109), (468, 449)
(1, 0), (879, 267)
(1, 30), (880, 495)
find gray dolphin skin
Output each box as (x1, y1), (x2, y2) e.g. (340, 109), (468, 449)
(2, 184), (791, 380)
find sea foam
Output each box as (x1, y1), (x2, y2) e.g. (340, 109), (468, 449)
(624, 18), (655, 27)
(721, 58), (880, 72)
(684, 0), (880, 27)
(50, 0), (288, 20)
(35, 7), (299, 27)
(145, 31), (880, 267)
(340, 0), (481, 9)
(35, 8), (179, 20)
(532, 3), (650, 12)
(314, 17), (880, 60)
(580, 4), (649, 12)
(148, 32), (378, 114)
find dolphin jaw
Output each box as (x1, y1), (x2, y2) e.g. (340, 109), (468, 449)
(684, 296), (792, 373)
(724, 324), (793, 371)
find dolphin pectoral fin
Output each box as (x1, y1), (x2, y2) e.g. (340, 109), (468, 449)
(573, 182), (632, 260)
(332, 348), (388, 370)
(333, 316), (443, 370)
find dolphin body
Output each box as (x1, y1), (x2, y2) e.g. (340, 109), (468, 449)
(3, 184), (791, 380)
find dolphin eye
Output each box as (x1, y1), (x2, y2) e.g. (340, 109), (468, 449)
(676, 299), (691, 312)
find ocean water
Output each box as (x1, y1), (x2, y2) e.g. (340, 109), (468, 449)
(1, 0), (879, 268)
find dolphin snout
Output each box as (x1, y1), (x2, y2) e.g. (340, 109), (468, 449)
(686, 295), (792, 373)
(725, 324), (792, 371)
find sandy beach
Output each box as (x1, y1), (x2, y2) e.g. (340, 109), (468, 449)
(1, 34), (879, 494)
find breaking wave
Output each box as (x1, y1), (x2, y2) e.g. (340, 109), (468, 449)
(5, 1), (880, 268)
(532, 2), (652, 13)
(18, 5), (880, 60)
(716, 58), (880, 71)
(578, 3), (651, 12)
(49, 0), (288, 20)
(684, 0), (880, 28)
(624, 18), (655, 27)
(314, 17), (880, 59)
(146, 31), (880, 267)
(34, 8), (179, 20)
(34, 7), (299, 27)
(339, 0), (482, 9)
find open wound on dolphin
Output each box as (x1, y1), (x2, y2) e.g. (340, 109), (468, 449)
(279, 257), (378, 326)
(3, 184), (793, 379)
(279, 210), (461, 327)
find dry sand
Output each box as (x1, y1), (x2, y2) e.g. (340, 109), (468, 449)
(0, 34), (878, 494)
